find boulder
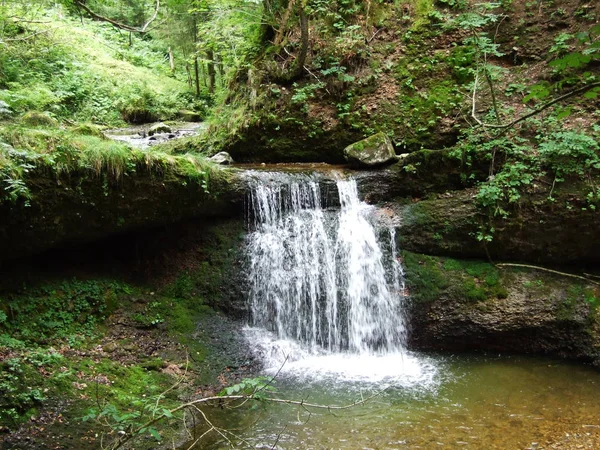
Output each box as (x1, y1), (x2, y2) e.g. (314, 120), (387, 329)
(402, 252), (600, 366)
(21, 111), (58, 127)
(0, 100), (12, 119)
(210, 152), (234, 165)
(343, 132), (399, 168)
(177, 109), (202, 122)
(148, 122), (172, 136)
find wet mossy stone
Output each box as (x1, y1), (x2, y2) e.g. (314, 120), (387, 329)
(210, 151), (234, 165)
(21, 111), (59, 127)
(344, 133), (399, 169)
(177, 109), (202, 122)
(148, 122), (172, 136)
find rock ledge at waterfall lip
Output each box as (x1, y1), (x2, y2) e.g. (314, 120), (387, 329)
(344, 133), (399, 169)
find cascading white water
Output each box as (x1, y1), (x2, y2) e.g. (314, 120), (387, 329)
(245, 172), (407, 361)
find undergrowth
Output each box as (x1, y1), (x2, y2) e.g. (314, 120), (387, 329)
(402, 251), (508, 303)
(0, 5), (192, 125)
(0, 272), (219, 430)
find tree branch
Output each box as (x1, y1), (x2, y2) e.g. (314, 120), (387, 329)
(474, 81), (600, 130)
(496, 263), (600, 286)
(74, 0), (160, 34)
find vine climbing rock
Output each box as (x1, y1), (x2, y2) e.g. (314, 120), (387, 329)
(344, 133), (399, 169)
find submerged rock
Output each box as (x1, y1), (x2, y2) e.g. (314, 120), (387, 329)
(210, 152), (235, 165)
(148, 122), (172, 136)
(344, 133), (399, 168)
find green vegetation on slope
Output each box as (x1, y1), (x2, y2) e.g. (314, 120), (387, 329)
(0, 5), (192, 125)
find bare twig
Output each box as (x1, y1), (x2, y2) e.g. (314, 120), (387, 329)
(112, 387), (388, 449)
(497, 263), (600, 286)
(367, 27), (383, 44)
(271, 425), (288, 449)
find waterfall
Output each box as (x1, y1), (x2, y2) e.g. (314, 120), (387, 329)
(245, 172), (407, 359)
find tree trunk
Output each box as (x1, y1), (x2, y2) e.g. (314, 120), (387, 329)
(289, 3), (308, 80)
(207, 49), (216, 94)
(194, 57), (201, 97)
(274, 0), (295, 46)
(168, 47), (175, 73)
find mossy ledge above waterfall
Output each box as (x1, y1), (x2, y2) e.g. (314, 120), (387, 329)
(401, 251), (600, 367)
(0, 151), (245, 262)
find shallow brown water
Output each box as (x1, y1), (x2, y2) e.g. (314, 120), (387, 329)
(198, 354), (600, 449)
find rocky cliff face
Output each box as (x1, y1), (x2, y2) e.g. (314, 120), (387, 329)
(0, 168), (246, 263)
(401, 252), (600, 366)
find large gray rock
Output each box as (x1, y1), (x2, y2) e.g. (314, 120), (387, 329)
(148, 122), (172, 136)
(343, 133), (398, 168)
(210, 152), (234, 165)
(391, 186), (600, 265)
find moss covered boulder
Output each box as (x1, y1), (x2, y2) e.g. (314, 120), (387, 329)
(344, 133), (398, 169)
(402, 252), (600, 366)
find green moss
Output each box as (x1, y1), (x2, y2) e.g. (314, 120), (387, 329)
(71, 123), (106, 139)
(402, 251), (450, 303)
(20, 111), (59, 127)
(0, 278), (127, 343)
(0, 124), (223, 204)
(557, 285), (600, 322)
(403, 251), (509, 303)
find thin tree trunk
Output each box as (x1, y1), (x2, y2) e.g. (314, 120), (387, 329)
(191, 14), (200, 97)
(207, 49), (216, 94)
(194, 57), (201, 97)
(289, 3), (308, 80)
(168, 47), (175, 73)
(185, 63), (192, 88)
(215, 53), (224, 86)
(274, 0), (295, 46)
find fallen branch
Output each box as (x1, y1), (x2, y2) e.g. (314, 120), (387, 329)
(74, 0), (160, 33)
(496, 263), (600, 286)
(473, 81), (600, 130)
(111, 386), (388, 449)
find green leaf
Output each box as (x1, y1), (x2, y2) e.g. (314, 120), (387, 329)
(148, 427), (161, 441)
(556, 107), (572, 120)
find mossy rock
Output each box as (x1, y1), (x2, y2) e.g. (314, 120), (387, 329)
(403, 251), (600, 366)
(344, 132), (399, 168)
(148, 122), (172, 136)
(71, 123), (106, 139)
(20, 111), (58, 127)
(177, 109), (202, 122)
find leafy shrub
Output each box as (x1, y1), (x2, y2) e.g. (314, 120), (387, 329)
(0, 279), (126, 343)
(539, 131), (600, 178)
